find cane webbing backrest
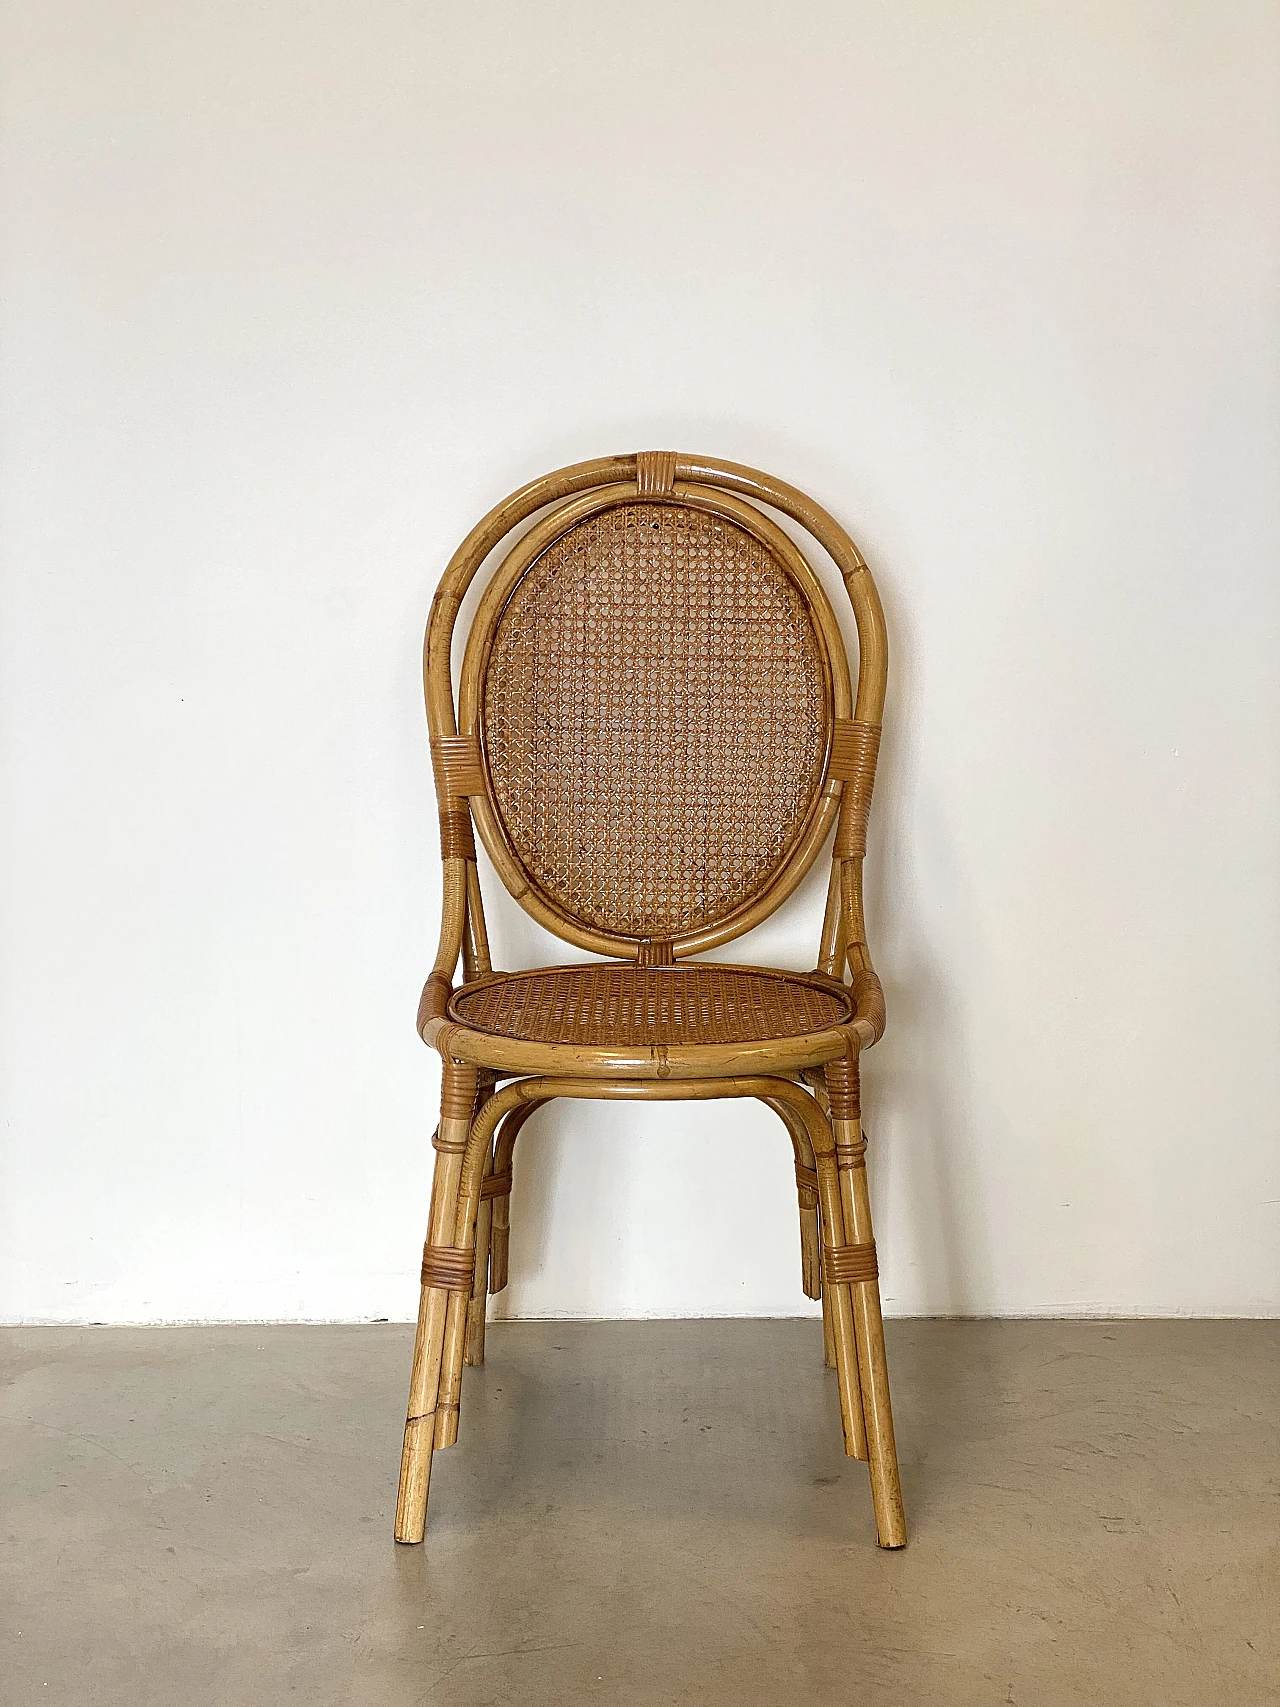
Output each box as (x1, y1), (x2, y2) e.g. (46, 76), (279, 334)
(481, 501), (829, 944)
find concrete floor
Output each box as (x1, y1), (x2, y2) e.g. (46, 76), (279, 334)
(2, 1321), (1277, 1706)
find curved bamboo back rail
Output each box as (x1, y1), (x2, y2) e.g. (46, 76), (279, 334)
(423, 452), (887, 1011)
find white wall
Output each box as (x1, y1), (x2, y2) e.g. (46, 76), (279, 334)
(2, 2), (1277, 1323)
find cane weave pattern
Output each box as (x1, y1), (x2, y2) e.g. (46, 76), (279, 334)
(481, 502), (830, 942)
(449, 963), (852, 1049)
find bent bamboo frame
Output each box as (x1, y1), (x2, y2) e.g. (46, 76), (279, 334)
(421, 452), (887, 996)
(397, 452), (904, 1552)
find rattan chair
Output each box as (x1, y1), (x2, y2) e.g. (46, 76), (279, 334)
(395, 451), (906, 1548)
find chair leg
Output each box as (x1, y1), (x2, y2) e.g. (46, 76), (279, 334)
(812, 1145), (870, 1463)
(394, 1062), (477, 1543)
(463, 1137), (495, 1369)
(819, 1219), (837, 1369)
(434, 1264), (477, 1447)
(488, 1170), (511, 1294)
(801, 1075), (839, 1369)
(484, 1099), (544, 1296)
(767, 1095), (822, 1302)
(463, 1087), (496, 1369)
(797, 1129), (836, 1365)
(438, 1083), (491, 1441)
(827, 1062), (906, 1548)
(793, 1148), (822, 1306)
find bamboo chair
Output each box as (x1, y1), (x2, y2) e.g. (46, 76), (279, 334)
(396, 451), (906, 1548)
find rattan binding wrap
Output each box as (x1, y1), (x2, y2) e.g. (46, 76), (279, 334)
(481, 502), (831, 943)
(438, 1062), (479, 1123)
(635, 450), (677, 495)
(438, 810), (476, 861)
(794, 1161), (819, 1208)
(431, 734), (484, 861)
(420, 1245), (475, 1292)
(825, 1054), (861, 1120)
(430, 733), (486, 799)
(823, 1241), (879, 1285)
(829, 719), (881, 860)
(449, 963), (852, 1049)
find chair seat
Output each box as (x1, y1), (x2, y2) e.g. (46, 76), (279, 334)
(448, 962), (853, 1050)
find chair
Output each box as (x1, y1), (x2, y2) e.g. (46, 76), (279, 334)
(395, 451), (906, 1548)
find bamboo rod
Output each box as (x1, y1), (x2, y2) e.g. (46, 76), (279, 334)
(462, 1131), (496, 1369)
(817, 860), (843, 978)
(394, 1064), (473, 1541)
(830, 1103), (905, 1547)
(463, 860), (492, 979)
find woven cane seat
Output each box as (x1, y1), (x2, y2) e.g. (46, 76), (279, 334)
(448, 963), (853, 1050)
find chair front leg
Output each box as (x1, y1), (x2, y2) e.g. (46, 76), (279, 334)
(811, 1140), (870, 1464)
(825, 1055), (906, 1548)
(435, 1119), (490, 1447)
(394, 1060), (478, 1543)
